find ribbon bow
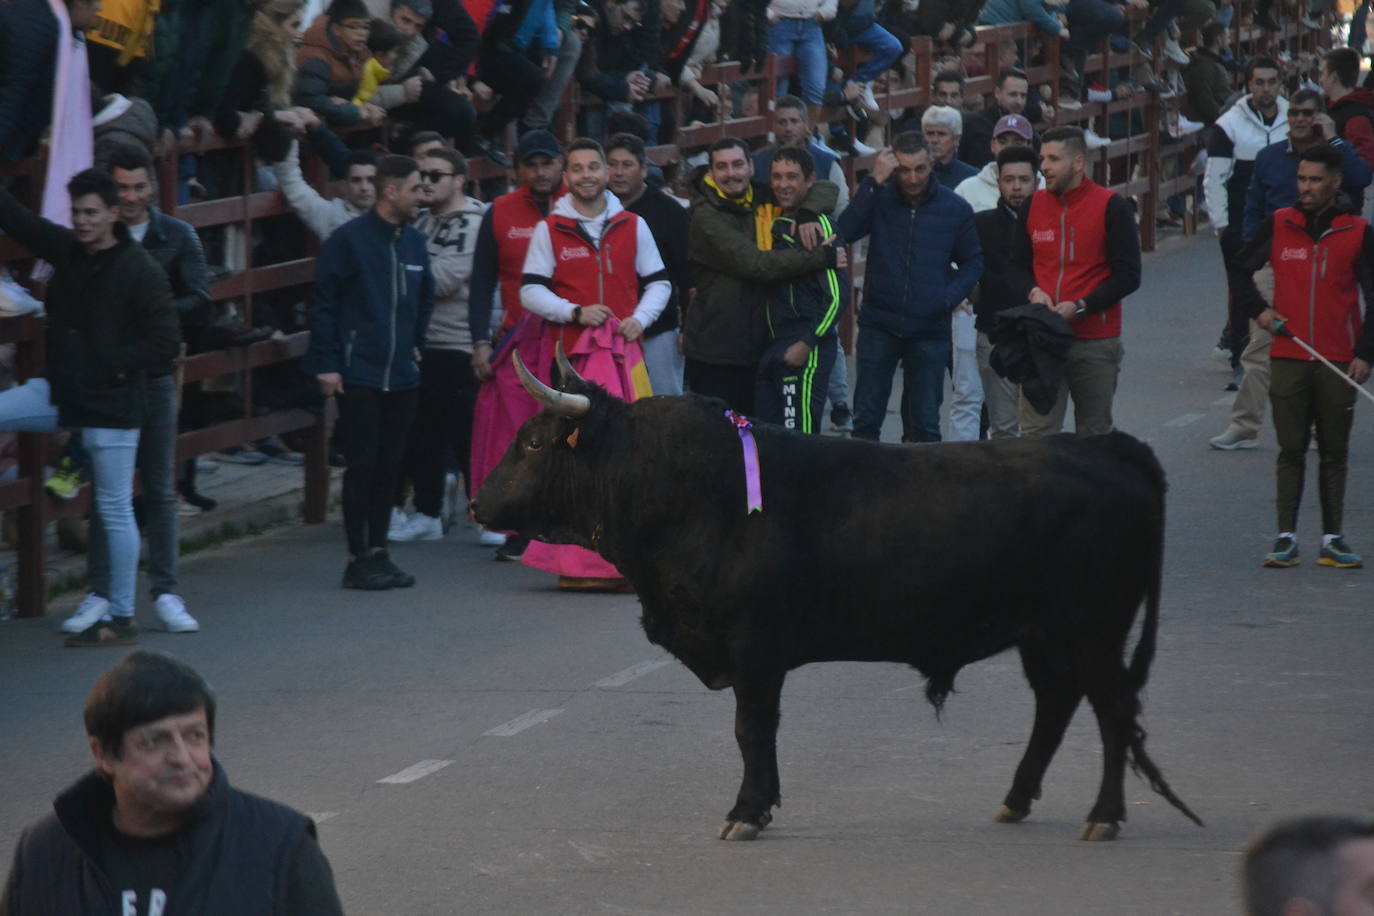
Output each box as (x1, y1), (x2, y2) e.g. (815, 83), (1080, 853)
(724, 410), (763, 515)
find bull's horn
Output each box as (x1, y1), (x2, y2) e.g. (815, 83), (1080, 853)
(554, 340), (589, 388)
(513, 350), (591, 417)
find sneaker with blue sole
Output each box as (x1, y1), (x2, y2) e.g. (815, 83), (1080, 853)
(1263, 536), (1299, 568)
(1319, 536), (1363, 568)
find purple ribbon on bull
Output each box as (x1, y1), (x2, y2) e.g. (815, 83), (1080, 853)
(724, 410), (763, 515)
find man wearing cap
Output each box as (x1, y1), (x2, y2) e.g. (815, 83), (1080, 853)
(467, 130), (566, 560)
(955, 114), (1041, 212)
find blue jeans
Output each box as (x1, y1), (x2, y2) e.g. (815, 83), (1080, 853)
(850, 23), (903, 83)
(1065, 0), (1126, 61)
(90, 373), (178, 599)
(0, 378), (142, 617)
(852, 326), (952, 443)
(768, 18), (827, 105)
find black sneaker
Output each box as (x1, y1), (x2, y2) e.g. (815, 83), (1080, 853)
(342, 556), (393, 590)
(375, 551), (416, 588)
(830, 403), (853, 432)
(494, 535), (529, 562)
(64, 616), (139, 648)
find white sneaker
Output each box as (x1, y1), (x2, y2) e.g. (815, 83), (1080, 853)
(1084, 128), (1111, 150)
(478, 527), (507, 547)
(392, 513), (443, 542)
(1209, 429), (1258, 450)
(1162, 37), (1189, 64)
(155, 594), (199, 633)
(860, 82), (878, 113)
(387, 507), (411, 541)
(61, 593), (110, 633)
(1177, 115), (1204, 134)
(851, 138), (878, 156)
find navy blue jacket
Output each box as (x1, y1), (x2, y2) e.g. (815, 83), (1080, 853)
(1242, 137), (1374, 242)
(0, 0), (58, 162)
(306, 209), (434, 391)
(836, 176), (983, 340)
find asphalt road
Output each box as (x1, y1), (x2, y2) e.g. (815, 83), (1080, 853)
(3, 232), (1372, 915)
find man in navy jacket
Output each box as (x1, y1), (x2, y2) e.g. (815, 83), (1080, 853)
(835, 131), (983, 442)
(307, 154), (434, 590)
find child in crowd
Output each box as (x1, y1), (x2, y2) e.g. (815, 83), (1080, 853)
(353, 19), (405, 106)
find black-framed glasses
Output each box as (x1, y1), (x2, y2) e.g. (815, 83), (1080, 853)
(420, 170), (454, 183)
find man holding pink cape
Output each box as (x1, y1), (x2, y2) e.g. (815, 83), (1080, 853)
(517, 137), (670, 589)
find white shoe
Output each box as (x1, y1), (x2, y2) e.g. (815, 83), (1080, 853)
(850, 138), (878, 156)
(155, 593), (199, 633)
(392, 512), (443, 542)
(441, 473), (461, 530)
(61, 593), (110, 633)
(1084, 128), (1111, 150)
(1162, 37), (1189, 64)
(860, 82), (878, 113)
(478, 527), (507, 547)
(1209, 429), (1258, 450)
(1177, 115), (1204, 134)
(387, 507), (411, 541)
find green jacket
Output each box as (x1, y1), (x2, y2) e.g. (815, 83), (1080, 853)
(0, 188), (181, 428)
(1182, 48), (1233, 126)
(685, 167), (839, 367)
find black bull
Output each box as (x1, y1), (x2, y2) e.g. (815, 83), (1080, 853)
(471, 356), (1203, 842)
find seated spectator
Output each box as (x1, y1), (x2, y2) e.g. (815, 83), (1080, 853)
(368, 0), (495, 163)
(826, 0), (903, 109)
(94, 93), (159, 167)
(1181, 21), (1232, 126)
(922, 105), (978, 188)
(355, 18), (407, 105)
(85, 0), (159, 96)
(294, 0), (386, 129)
(216, 0), (323, 159)
(979, 0), (1068, 41)
(474, 0), (568, 146)
(577, 0), (671, 139)
(903, 0), (980, 44)
(1062, 0), (1138, 103)
(766, 0), (835, 123)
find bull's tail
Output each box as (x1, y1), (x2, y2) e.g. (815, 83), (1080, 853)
(1127, 723), (1205, 827)
(1123, 432), (1167, 692)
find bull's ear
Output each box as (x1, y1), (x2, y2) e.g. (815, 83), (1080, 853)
(565, 427), (581, 449)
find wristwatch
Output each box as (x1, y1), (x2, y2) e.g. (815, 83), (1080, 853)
(1074, 301), (1087, 318)
(571, 306), (583, 325)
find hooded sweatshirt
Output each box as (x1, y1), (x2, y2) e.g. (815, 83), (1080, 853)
(414, 195), (494, 352)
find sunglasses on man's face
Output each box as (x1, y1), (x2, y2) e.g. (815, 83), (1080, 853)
(420, 170), (454, 183)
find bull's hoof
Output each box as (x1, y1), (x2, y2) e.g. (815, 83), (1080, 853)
(1079, 821), (1121, 842)
(718, 820), (762, 841)
(995, 805), (1030, 824)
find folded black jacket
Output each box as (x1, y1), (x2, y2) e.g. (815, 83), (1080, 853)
(989, 303), (1075, 415)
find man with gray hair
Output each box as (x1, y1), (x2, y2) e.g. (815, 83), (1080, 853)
(1242, 815), (1374, 916)
(923, 105), (979, 189)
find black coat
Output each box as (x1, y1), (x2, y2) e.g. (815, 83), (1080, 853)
(988, 303), (1074, 414)
(626, 187), (690, 337)
(972, 199), (1018, 333)
(0, 187), (181, 429)
(0, 763), (343, 916)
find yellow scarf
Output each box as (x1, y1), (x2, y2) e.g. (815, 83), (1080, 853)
(703, 174), (776, 251)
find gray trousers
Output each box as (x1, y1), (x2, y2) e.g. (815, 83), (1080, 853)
(976, 330), (1020, 439)
(641, 329), (684, 396)
(1019, 336), (1124, 437)
(1225, 268), (1276, 437)
(522, 28), (581, 132)
(90, 372), (178, 598)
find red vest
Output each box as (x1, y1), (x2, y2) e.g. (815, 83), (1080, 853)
(544, 208), (642, 353)
(490, 186), (562, 334)
(1269, 208), (1368, 363)
(1026, 179), (1121, 340)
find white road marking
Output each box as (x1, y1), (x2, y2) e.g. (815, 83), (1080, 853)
(377, 759), (454, 784)
(1164, 412), (1206, 428)
(484, 708), (563, 737)
(307, 811), (338, 824)
(1213, 395), (1233, 406)
(595, 659), (671, 688)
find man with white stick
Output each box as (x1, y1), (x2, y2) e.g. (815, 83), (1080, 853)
(1231, 143), (1374, 570)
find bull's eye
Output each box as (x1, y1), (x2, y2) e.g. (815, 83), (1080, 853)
(526, 438), (543, 451)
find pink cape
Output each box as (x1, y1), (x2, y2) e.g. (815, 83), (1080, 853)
(521, 320), (652, 579)
(468, 315), (554, 501)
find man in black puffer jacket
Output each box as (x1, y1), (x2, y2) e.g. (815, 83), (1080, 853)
(0, 169), (181, 647)
(1, 651), (344, 915)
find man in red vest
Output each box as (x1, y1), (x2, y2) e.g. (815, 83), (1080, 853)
(519, 137), (670, 351)
(467, 129), (565, 559)
(1008, 125), (1141, 437)
(1232, 144), (1374, 570)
